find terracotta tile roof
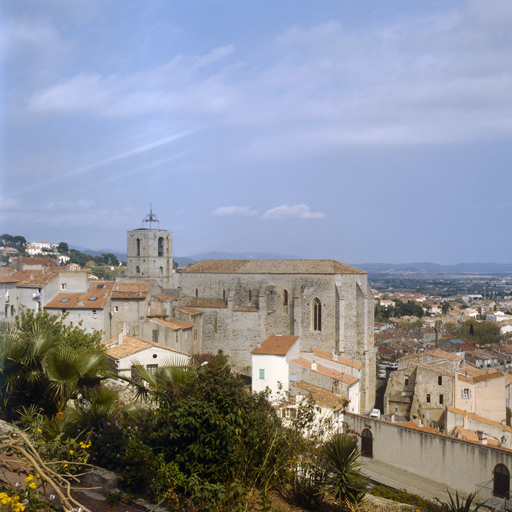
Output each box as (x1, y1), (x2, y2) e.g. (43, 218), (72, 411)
(453, 427), (500, 447)
(149, 318), (194, 330)
(0, 268), (15, 276)
(89, 281), (115, 295)
(447, 406), (512, 432)
(401, 421), (446, 435)
(251, 335), (299, 355)
(19, 257), (59, 268)
(234, 306), (259, 312)
(11, 269), (60, 288)
(112, 282), (153, 299)
(290, 358), (359, 385)
(295, 381), (347, 409)
(176, 306), (203, 316)
(311, 347), (362, 369)
(102, 334), (190, 360)
(457, 370), (505, 384)
(153, 293), (178, 302)
(45, 292), (109, 310)
(181, 259), (366, 275)
(0, 275), (19, 283)
(181, 298), (228, 308)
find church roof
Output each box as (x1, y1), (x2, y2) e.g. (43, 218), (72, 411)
(181, 259), (366, 275)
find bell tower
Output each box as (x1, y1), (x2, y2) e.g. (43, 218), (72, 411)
(126, 206), (173, 289)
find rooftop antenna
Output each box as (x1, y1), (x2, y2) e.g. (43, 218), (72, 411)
(142, 204), (160, 229)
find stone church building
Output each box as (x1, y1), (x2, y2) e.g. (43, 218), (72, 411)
(125, 211), (376, 413)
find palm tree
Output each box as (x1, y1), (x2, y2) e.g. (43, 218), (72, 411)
(114, 358), (194, 401)
(321, 434), (368, 506)
(0, 323), (108, 420)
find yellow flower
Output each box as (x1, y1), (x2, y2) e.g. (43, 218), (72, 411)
(24, 475), (34, 483)
(13, 503), (25, 512)
(29, 483), (36, 489)
(64, 464), (68, 468)
(36, 428), (42, 433)
(69, 450), (74, 455)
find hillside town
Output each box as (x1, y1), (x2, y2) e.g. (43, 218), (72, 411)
(2, 216), (512, 508)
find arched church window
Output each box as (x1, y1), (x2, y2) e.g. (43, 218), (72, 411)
(283, 290), (289, 314)
(136, 266), (140, 274)
(158, 237), (164, 257)
(313, 298), (322, 331)
(159, 267), (163, 277)
(136, 238), (141, 257)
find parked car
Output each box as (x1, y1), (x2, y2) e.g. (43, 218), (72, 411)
(378, 369), (387, 379)
(369, 409), (381, 419)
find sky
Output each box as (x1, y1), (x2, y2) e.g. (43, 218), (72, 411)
(2, 0), (512, 264)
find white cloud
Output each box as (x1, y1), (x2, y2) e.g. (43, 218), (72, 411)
(211, 206), (258, 217)
(19, 0), (512, 148)
(263, 204), (325, 220)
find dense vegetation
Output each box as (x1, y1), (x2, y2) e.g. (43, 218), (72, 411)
(0, 310), (367, 511)
(446, 319), (502, 345)
(375, 299), (424, 321)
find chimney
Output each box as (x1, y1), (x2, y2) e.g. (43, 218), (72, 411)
(477, 430), (487, 445)
(118, 328), (124, 345)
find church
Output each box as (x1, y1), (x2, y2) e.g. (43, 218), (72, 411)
(124, 209), (376, 413)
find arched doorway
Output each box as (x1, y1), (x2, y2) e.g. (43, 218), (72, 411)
(494, 464), (510, 499)
(361, 428), (373, 458)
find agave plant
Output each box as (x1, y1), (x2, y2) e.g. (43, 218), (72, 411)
(437, 490), (484, 512)
(321, 434), (368, 505)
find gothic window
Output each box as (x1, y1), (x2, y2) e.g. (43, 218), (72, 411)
(283, 290), (289, 314)
(136, 238), (141, 256)
(158, 237), (164, 257)
(312, 298), (322, 331)
(136, 266), (140, 274)
(159, 266), (163, 277)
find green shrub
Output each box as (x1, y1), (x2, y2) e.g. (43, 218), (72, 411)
(370, 485), (442, 512)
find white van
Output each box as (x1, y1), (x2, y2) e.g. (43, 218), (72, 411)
(369, 409), (381, 419)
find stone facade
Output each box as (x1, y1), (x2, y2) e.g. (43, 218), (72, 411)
(176, 260), (376, 413)
(126, 228), (173, 289)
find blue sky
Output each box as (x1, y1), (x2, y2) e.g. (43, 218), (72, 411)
(2, 0), (512, 263)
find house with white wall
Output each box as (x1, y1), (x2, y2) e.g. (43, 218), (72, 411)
(102, 331), (190, 378)
(251, 335), (300, 399)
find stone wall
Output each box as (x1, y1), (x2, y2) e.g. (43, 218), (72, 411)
(345, 412), (512, 497)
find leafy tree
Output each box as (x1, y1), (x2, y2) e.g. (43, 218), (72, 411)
(451, 319), (502, 346)
(101, 253), (119, 266)
(13, 308), (102, 352)
(1, 234), (26, 253)
(441, 302), (451, 315)
(57, 242), (69, 253)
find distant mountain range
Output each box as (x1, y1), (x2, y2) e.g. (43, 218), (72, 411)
(70, 246), (512, 274)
